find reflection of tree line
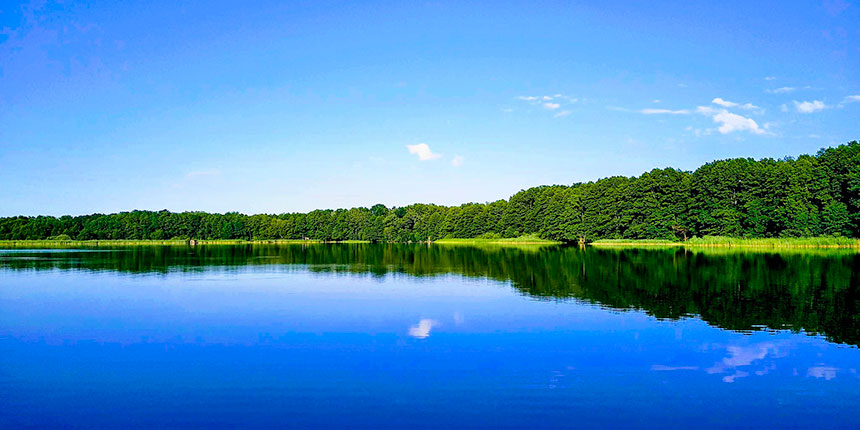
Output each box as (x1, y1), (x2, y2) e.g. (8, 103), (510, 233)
(2, 244), (858, 346)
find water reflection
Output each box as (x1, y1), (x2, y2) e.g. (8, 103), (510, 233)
(1, 244), (858, 346)
(808, 366), (838, 380)
(3, 245), (860, 429)
(408, 319), (438, 339)
(705, 342), (784, 383)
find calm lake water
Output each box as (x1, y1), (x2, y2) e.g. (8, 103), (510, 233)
(1, 244), (859, 429)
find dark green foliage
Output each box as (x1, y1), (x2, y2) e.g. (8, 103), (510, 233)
(1, 141), (858, 241)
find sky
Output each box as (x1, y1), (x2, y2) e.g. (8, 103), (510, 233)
(0, 0), (858, 216)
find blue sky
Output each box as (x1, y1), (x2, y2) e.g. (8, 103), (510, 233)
(1, 0), (858, 216)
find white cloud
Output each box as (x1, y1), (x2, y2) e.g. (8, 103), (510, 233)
(517, 94), (577, 105)
(451, 155), (464, 167)
(793, 100), (827, 113)
(842, 95), (860, 104)
(697, 106), (765, 135)
(408, 319), (437, 338)
(712, 98), (738, 108)
(639, 108), (690, 115)
(764, 76), (777, 81)
(652, 99), (661, 103)
(606, 106), (631, 112)
(543, 102), (560, 110)
(406, 143), (442, 161)
(553, 110), (572, 118)
(766, 87), (796, 94)
(780, 104), (789, 112)
(712, 98), (760, 111)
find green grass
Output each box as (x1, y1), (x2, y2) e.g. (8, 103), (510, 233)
(590, 236), (860, 249)
(3, 235), (857, 249)
(433, 234), (561, 245)
(588, 239), (679, 246)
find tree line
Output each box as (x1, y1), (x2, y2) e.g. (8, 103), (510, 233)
(2, 141), (858, 242)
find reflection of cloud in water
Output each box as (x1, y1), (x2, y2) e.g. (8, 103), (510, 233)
(807, 366), (837, 380)
(722, 370), (749, 383)
(706, 342), (784, 383)
(651, 365), (699, 371)
(453, 312), (464, 325)
(408, 319), (438, 339)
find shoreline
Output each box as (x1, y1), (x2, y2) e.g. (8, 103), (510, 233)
(1, 237), (858, 249)
(590, 238), (860, 249)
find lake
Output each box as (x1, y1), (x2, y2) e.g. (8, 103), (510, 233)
(1, 244), (859, 429)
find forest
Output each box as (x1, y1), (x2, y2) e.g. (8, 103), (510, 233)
(2, 141), (858, 242)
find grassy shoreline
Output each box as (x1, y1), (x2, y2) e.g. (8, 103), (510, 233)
(1, 236), (858, 249)
(433, 235), (561, 245)
(432, 239), (560, 245)
(591, 236), (860, 249)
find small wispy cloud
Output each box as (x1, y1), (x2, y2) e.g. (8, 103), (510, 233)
(711, 98), (760, 110)
(451, 155), (464, 167)
(764, 76), (777, 81)
(606, 106), (631, 112)
(515, 94), (578, 116)
(406, 143), (442, 161)
(712, 98), (738, 108)
(697, 106), (765, 135)
(841, 95), (860, 104)
(793, 100), (827, 114)
(639, 108), (690, 115)
(766, 86), (796, 94)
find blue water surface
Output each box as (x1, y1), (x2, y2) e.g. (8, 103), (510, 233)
(1, 245), (858, 429)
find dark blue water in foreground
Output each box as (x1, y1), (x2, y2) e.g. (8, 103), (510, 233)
(1, 245), (859, 429)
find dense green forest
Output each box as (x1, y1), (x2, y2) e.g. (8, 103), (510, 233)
(2, 141), (859, 242)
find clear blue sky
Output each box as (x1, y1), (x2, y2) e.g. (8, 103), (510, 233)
(1, 0), (858, 216)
